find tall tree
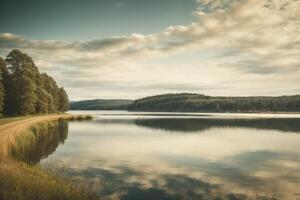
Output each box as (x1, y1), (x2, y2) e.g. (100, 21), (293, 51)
(58, 87), (69, 112)
(41, 73), (59, 113)
(0, 50), (69, 116)
(35, 74), (52, 113)
(5, 50), (39, 115)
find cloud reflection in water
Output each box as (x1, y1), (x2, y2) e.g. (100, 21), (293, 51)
(24, 115), (300, 199)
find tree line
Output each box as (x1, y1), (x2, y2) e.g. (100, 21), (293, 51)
(0, 50), (69, 116)
(128, 93), (300, 112)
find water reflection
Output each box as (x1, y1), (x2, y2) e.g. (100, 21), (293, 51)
(11, 120), (69, 163)
(90, 117), (300, 133)
(135, 118), (300, 133)
(56, 166), (263, 200)
(14, 113), (300, 199)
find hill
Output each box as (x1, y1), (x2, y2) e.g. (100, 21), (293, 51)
(70, 99), (133, 110)
(128, 93), (300, 112)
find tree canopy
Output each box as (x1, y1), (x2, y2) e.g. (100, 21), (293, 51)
(0, 50), (69, 116)
(128, 93), (300, 112)
(0, 58), (6, 114)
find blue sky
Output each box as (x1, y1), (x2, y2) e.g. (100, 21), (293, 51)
(0, 0), (196, 40)
(1, 0), (300, 100)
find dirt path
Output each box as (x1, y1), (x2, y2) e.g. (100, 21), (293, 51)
(0, 114), (69, 134)
(0, 114), (71, 158)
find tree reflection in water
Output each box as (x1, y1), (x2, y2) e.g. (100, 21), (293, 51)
(11, 116), (300, 200)
(135, 118), (300, 133)
(11, 120), (69, 163)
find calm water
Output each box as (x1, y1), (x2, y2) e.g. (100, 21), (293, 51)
(15, 111), (300, 199)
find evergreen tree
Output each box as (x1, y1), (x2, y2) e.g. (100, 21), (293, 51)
(128, 93), (300, 112)
(41, 73), (59, 113)
(5, 50), (39, 115)
(58, 87), (69, 112)
(0, 58), (6, 115)
(1, 49), (69, 116)
(35, 74), (53, 113)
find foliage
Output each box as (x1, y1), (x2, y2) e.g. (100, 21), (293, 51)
(128, 93), (300, 112)
(0, 58), (6, 115)
(0, 50), (69, 116)
(58, 87), (69, 112)
(70, 99), (133, 110)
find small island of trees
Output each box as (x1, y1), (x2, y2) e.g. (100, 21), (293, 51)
(0, 50), (69, 116)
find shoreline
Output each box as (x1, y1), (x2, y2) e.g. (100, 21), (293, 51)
(0, 114), (91, 158)
(0, 114), (94, 200)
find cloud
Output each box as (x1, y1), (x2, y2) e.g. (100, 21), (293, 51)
(115, 2), (125, 7)
(1, 0), (299, 72)
(0, 0), (300, 99)
(0, 33), (155, 52)
(162, 0), (300, 72)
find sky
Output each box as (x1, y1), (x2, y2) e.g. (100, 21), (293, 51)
(0, 0), (300, 100)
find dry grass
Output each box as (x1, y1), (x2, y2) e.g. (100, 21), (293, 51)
(0, 116), (28, 125)
(0, 114), (96, 200)
(0, 159), (95, 200)
(0, 114), (92, 158)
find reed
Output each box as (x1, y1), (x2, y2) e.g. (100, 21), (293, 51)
(62, 114), (93, 121)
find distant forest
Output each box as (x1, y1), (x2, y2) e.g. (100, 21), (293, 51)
(0, 50), (69, 116)
(70, 99), (133, 110)
(128, 93), (300, 112)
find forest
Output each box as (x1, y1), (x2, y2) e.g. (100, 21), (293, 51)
(0, 50), (69, 116)
(128, 93), (300, 112)
(70, 99), (133, 110)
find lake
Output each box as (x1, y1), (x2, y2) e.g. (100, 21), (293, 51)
(13, 111), (300, 200)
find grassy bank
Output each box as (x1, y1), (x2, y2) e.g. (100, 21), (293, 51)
(0, 159), (94, 200)
(0, 114), (92, 157)
(10, 120), (69, 163)
(0, 116), (29, 125)
(0, 114), (95, 200)
(0, 114), (93, 126)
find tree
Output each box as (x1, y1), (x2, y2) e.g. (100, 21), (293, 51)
(5, 50), (39, 115)
(0, 58), (6, 115)
(41, 73), (60, 113)
(0, 50), (69, 116)
(58, 87), (69, 112)
(35, 74), (52, 113)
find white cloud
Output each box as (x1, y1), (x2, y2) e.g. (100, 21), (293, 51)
(115, 2), (125, 7)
